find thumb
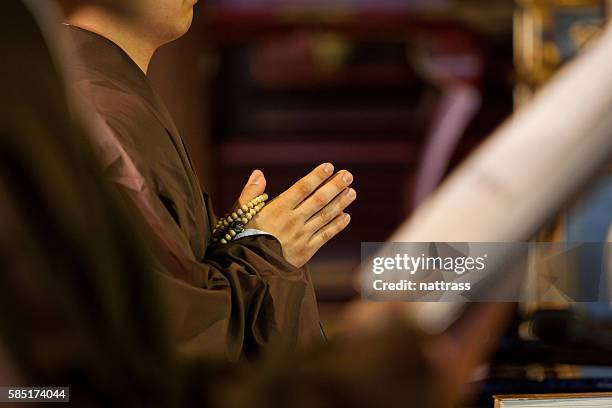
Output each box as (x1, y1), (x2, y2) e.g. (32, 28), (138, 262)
(238, 169), (266, 207)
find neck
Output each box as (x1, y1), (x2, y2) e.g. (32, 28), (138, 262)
(65, 7), (157, 74)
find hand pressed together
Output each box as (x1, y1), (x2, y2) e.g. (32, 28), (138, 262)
(236, 163), (356, 267)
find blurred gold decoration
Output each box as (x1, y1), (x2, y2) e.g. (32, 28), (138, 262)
(514, 0), (609, 320)
(312, 32), (351, 74)
(514, 0), (607, 102)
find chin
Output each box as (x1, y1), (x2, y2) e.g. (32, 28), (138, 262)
(171, 12), (194, 41)
(157, 9), (194, 45)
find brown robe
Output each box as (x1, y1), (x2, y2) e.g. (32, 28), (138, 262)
(64, 26), (321, 361)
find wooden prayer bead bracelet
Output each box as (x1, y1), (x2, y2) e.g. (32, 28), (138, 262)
(212, 193), (268, 244)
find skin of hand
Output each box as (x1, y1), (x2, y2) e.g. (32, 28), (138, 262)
(236, 163), (356, 268)
(237, 169), (268, 208)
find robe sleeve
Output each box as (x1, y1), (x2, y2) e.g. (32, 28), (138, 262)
(87, 112), (321, 362)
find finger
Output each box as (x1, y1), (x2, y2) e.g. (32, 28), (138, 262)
(309, 213), (351, 250)
(296, 170), (353, 218)
(238, 170), (266, 207)
(305, 187), (356, 232)
(281, 163), (334, 209)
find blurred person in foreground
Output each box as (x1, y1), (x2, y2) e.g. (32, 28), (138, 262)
(0, 1), (511, 407)
(54, 0), (359, 361)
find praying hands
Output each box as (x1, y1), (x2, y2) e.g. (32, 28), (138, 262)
(237, 163), (357, 267)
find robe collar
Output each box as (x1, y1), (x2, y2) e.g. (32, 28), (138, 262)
(65, 25), (196, 174)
